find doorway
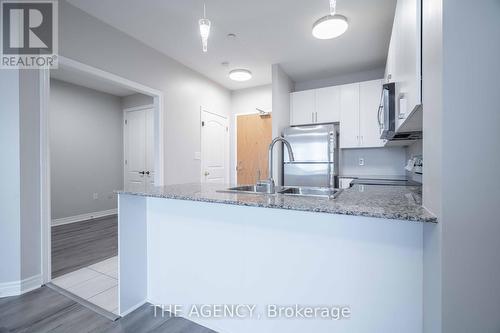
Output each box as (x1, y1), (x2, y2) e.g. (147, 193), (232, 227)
(235, 113), (272, 185)
(123, 106), (155, 192)
(40, 56), (164, 316)
(201, 109), (229, 183)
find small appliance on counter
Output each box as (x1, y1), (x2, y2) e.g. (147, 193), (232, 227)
(283, 124), (339, 188)
(405, 155), (423, 174)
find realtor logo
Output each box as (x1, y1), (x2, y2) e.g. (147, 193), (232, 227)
(1, 0), (58, 68)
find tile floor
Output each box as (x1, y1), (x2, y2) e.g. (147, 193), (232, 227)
(52, 256), (118, 314)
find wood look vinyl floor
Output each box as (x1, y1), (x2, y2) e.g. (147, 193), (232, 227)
(51, 216), (118, 278)
(0, 287), (216, 333)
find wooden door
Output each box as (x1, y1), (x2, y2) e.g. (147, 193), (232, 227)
(236, 114), (272, 184)
(201, 111), (228, 183)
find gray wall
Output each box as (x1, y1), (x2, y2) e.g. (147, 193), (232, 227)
(50, 79), (123, 220)
(294, 68), (385, 91)
(230, 85), (272, 183)
(340, 147), (407, 177)
(121, 93), (154, 110)
(59, 0), (231, 185)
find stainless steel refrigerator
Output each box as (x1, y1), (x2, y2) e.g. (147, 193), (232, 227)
(283, 124), (339, 188)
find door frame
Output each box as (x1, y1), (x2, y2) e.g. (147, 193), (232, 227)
(233, 111), (272, 184)
(123, 104), (155, 192)
(40, 56), (165, 284)
(200, 107), (229, 183)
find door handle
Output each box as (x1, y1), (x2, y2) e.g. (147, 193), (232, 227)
(139, 171), (145, 175)
(145, 171), (150, 175)
(204, 171), (210, 176)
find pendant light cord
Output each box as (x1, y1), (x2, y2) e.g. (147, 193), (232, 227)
(329, 0), (337, 15)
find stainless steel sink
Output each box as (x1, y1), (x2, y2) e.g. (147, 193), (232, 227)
(219, 184), (271, 194)
(278, 186), (342, 199)
(218, 185), (342, 199)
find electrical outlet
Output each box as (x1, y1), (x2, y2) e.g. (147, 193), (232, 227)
(358, 158), (365, 166)
(93, 193), (99, 200)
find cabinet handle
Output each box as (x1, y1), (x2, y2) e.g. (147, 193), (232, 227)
(312, 112), (314, 123)
(360, 136), (363, 146)
(315, 112), (318, 123)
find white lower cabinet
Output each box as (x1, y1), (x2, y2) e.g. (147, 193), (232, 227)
(340, 80), (384, 148)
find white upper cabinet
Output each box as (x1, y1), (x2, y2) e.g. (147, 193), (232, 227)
(315, 86), (341, 123)
(290, 86), (341, 126)
(359, 80), (385, 148)
(386, 0), (422, 128)
(340, 80), (385, 149)
(290, 90), (315, 125)
(339, 83), (360, 149)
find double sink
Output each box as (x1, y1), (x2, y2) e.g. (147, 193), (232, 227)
(219, 185), (342, 199)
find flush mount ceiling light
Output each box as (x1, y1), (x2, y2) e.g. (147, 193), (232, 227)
(229, 69), (252, 82)
(312, 0), (348, 39)
(199, 4), (211, 52)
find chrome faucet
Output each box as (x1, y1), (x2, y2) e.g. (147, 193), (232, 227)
(257, 137), (295, 194)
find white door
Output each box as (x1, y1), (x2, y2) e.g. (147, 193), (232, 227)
(340, 83), (360, 148)
(316, 86), (341, 123)
(290, 90), (315, 125)
(124, 107), (155, 192)
(359, 80), (385, 148)
(201, 110), (228, 183)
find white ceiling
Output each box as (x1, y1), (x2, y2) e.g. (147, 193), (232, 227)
(51, 66), (138, 96)
(66, 0), (396, 90)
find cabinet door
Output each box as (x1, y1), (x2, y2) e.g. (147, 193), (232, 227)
(359, 80), (384, 148)
(315, 86), (341, 123)
(339, 83), (360, 148)
(290, 90), (315, 125)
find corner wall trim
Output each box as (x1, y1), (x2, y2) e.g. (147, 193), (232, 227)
(0, 275), (42, 298)
(51, 209), (118, 226)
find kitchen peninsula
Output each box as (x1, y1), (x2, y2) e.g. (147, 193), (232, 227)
(117, 183), (435, 333)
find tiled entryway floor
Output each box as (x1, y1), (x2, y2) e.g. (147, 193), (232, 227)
(52, 256), (118, 314)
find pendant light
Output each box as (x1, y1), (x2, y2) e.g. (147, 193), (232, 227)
(199, 4), (211, 52)
(312, 0), (348, 39)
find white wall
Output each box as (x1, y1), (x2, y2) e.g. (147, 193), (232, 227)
(294, 68), (385, 91)
(440, 0), (500, 332)
(59, 0), (231, 185)
(50, 79), (123, 220)
(121, 93), (154, 110)
(230, 85), (272, 183)
(0, 70), (21, 287)
(340, 147), (407, 177)
(423, 1), (500, 332)
(271, 64), (294, 184)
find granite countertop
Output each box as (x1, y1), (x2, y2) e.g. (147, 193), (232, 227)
(117, 183), (437, 223)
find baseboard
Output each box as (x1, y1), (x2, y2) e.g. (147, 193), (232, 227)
(51, 208), (117, 226)
(119, 299), (147, 317)
(0, 275), (42, 298)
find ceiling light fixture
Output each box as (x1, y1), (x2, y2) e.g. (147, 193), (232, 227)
(199, 4), (211, 52)
(312, 0), (348, 39)
(229, 69), (252, 82)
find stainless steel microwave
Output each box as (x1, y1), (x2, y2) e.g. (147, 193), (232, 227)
(379, 82), (422, 141)
(379, 82), (396, 140)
